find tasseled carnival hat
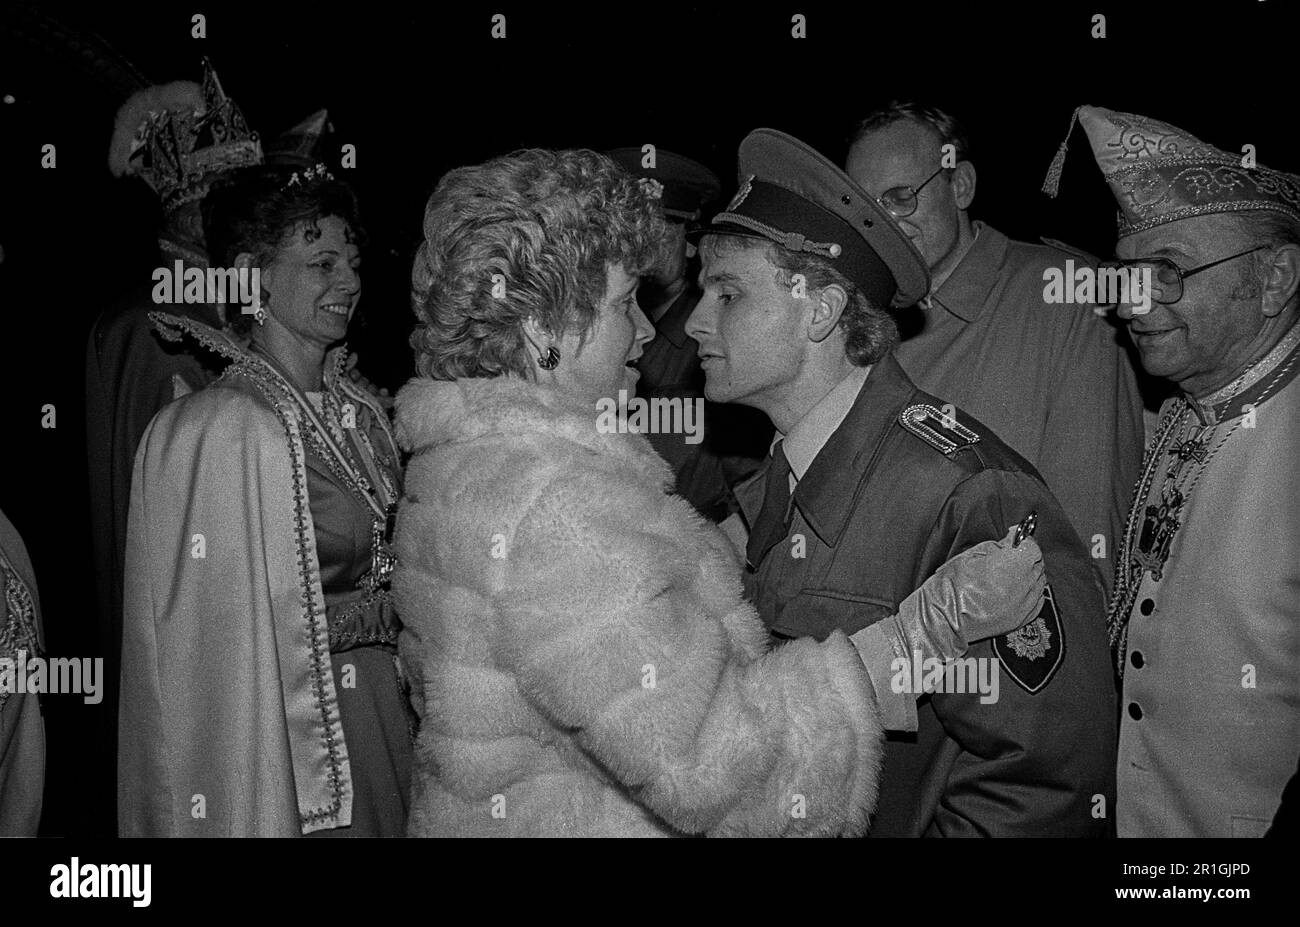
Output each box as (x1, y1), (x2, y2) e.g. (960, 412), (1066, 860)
(1042, 104), (1300, 237)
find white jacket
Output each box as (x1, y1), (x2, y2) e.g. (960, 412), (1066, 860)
(393, 376), (882, 836)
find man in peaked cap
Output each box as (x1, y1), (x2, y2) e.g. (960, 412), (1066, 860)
(607, 147), (767, 521)
(687, 128), (1117, 836)
(1060, 105), (1300, 837)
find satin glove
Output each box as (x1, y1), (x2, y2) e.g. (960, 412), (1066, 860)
(850, 525), (1046, 730)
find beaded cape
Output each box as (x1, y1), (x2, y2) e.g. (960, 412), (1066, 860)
(118, 311), (399, 835)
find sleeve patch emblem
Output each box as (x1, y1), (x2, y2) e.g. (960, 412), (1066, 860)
(993, 583), (1066, 694)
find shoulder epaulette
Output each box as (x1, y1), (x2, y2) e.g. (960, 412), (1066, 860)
(898, 404), (980, 456)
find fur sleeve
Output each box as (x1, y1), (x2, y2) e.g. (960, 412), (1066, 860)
(494, 466), (884, 836)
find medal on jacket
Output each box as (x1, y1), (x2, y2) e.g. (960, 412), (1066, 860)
(1166, 429), (1210, 480)
(1134, 485), (1182, 581)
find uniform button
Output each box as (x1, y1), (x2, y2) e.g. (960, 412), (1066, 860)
(1130, 650), (1145, 669)
(1139, 598), (1155, 616)
(1128, 702), (1143, 721)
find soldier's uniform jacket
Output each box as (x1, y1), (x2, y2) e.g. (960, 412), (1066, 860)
(737, 352), (1119, 836)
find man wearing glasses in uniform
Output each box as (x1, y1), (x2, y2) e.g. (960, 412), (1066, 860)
(846, 102), (1145, 594)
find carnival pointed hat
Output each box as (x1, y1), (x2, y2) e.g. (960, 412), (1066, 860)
(265, 109), (331, 168)
(1042, 104), (1300, 237)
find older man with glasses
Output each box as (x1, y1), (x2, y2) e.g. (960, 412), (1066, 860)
(847, 102), (1146, 595)
(1053, 104), (1300, 838)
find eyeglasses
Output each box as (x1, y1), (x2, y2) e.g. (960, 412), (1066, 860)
(1097, 244), (1270, 306)
(876, 167), (945, 218)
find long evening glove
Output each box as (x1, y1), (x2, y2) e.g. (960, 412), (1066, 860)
(850, 525), (1046, 730)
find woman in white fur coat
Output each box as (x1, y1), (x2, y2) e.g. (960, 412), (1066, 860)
(395, 149), (1044, 837)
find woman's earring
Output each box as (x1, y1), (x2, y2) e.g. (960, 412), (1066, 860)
(254, 289), (269, 326)
(537, 346), (560, 370)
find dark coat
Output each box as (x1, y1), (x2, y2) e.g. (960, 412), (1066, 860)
(737, 352), (1118, 836)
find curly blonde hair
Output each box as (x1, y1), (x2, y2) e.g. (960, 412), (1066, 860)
(410, 149), (665, 379)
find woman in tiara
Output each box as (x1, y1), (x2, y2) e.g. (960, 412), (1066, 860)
(118, 164), (412, 836)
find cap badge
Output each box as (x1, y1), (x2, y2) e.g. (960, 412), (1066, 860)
(726, 174), (755, 212)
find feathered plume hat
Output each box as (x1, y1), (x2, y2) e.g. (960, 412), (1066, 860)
(108, 57), (263, 214)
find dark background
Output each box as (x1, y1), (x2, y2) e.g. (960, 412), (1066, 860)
(2, 0), (1296, 835)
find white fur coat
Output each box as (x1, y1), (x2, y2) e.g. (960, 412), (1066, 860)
(393, 376), (882, 836)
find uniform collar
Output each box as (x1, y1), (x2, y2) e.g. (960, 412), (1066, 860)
(927, 221), (1005, 322)
(780, 363), (872, 482)
(782, 353), (919, 549)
